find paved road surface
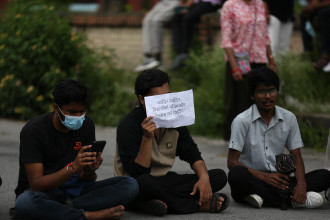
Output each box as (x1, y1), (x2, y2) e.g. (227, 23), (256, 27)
(0, 119), (329, 220)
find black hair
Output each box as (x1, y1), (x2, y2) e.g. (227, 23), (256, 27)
(248, 67), (280, 97)
(134, 69), (170, 98)
(52, 79), (89, 108)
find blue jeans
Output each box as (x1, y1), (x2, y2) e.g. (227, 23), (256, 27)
(15, 176), (139, 220)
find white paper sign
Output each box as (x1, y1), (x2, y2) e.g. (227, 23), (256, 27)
(144, 89), (195, 128)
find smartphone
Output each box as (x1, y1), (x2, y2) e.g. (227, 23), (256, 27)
(89, 140), (106, 153)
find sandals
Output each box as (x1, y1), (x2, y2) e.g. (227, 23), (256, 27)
(209, 193), (230, 213)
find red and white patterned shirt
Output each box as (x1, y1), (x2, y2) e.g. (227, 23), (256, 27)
(220, 0), (271, 63)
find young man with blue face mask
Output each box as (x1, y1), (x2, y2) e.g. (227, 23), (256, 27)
(13, 79), (139, 220)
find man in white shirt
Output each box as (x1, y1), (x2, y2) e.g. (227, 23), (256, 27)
(227, 67), (330, 209)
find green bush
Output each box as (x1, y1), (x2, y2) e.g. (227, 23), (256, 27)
(0, 0), (133, 127)
(298, 119), (329, 150)
(0, 0), (87, 118)
(170, 48), (226, 137)
(276, 53), (330, 112)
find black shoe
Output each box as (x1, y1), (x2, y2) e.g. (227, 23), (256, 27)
(170, 53), (188, 70)
(133, 200), (167, 216)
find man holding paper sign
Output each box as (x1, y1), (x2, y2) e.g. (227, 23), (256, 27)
(144, 89), (195, 128)
(114, 69), (229, 216)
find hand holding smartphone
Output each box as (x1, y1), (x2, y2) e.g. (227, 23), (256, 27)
(88, 140), (106, 153)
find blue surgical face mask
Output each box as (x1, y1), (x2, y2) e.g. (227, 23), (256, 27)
(57, 106), (85, 130)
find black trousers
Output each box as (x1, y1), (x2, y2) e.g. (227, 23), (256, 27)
(228, 165), (330, 207)
(136, 169), (227, 214)
(300, 6), (330, 54)
(172, 2), (220, 53)
(318, 6), (330, 54)
(223, 62), (266, 141)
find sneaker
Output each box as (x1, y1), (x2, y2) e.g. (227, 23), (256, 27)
(244, 194), (263, 208)
(156, 64), (164, 71)
(170, 53), (188, 70)
(325, 188), (330, 201)
(323, 62), (330, 72)
(134, 57), (160, 72)
(291, 191), (323, 208)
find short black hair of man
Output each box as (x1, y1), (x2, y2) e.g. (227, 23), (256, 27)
(52, 79), (89, 108)
(248, 67), (280, 97)
(135, 69), (170, 98)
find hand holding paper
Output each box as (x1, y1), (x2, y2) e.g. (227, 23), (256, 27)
(144, 89), (195, 128)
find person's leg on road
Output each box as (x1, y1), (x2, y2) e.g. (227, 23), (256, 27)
(293, 169), (330, 192)
(72, 176), (139, 211)
(15, 189), (86, 220)
(289, 169), (330, 208)
(228, 165), (280, 207)
(136, 169), (227, 214)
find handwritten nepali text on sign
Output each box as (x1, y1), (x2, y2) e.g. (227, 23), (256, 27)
(145, 89), (195, 128)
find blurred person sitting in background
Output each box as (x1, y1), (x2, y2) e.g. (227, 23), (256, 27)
(170, 0), (223, 70)
(135, 0), (180, 72)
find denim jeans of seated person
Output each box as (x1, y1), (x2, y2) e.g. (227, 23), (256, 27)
(15, 176), (139, 220)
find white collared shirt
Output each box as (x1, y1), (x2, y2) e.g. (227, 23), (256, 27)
(229, 104), (304, 172)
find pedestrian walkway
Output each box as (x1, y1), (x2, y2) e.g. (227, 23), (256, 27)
(0, 119), (329, 220)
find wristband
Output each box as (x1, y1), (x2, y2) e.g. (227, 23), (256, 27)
(66, 162), (75, 175)
(231, 67), (240, 74)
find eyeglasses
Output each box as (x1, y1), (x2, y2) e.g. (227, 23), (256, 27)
(256, 88), (277, 97)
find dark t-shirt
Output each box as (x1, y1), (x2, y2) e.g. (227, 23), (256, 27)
(264, 0), (294, 22)
(116, 105), (203, 178)
(15, 112), (95, 196)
